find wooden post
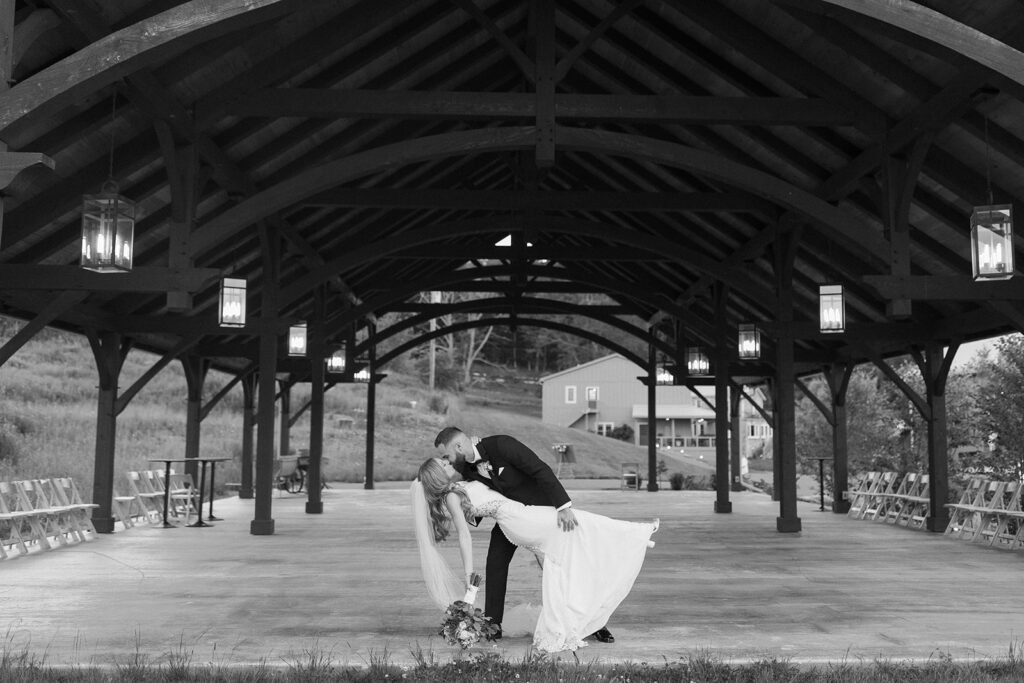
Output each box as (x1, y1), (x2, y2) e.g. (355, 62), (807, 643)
(646, 329), (658, 491)
(181, 355), (208, 483)
(827, 363), (853, 513)
(774, 219), (801, 533)
(278, 381), (291, 457)
(714, 284), (731, 512)
(88, 331), (126, 534)
(925, 341), (951, 531)
(364, 321), (377, 489)
(730, 387), (744, 492)
(240, 371), (256, 499)
(252, 224), (279, 535)
(306, 288), (325, 513)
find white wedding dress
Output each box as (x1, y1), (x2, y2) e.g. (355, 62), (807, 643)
(457, 480), (657, 653)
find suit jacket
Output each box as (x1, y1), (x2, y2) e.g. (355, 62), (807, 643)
(456, 434), (570, 510)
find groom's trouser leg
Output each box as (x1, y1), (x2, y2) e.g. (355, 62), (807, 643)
(485, 524), (517, 625)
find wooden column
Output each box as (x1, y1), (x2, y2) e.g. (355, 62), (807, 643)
(364, 321), (377, 490)
(278, 381), (292, 456)
(88, 331), (127, 534)
(730, 387), (744, 492)
(239, 371), (256, 499)
(924, 341), (952, 531)
(646, 329), (659, 492)
(713, 284), (731, 512)
(826, 363), (853, 513)
(181, 355), (208, 483)
(306, 289), (326, 514)
(252, 224), (279, 536)
(774, 220), (801, 533)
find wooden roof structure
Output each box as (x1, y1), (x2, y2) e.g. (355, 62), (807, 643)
(3, 0), (1024, 534)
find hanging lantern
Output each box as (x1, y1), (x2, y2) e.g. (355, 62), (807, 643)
(326, 345), (346, 373)
(354, 367), (371, 383)
(287, 323), (307, 356)
(218, 278), (247, 328)
(971, 204), (1014, 280)
(686, 347), (710, 376)
(819, 284), (845, 333)
(655, 365), (674, 385)
(80, 181), (134, 272)
(738, 323), (761, 360)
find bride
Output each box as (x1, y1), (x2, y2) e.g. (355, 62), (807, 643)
(412, 456), (658, 653)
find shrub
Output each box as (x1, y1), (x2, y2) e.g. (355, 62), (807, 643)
(608, 424), (633, 442)
(669, 472), (684, 490)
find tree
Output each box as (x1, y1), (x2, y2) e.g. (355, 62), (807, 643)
(970, 334), (1024, 481)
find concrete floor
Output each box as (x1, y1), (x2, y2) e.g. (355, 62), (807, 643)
(3, 482), (1022, 668)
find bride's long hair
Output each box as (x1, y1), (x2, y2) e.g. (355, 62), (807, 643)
(417, 458), (474, 542)
(411, 458), (473, 609)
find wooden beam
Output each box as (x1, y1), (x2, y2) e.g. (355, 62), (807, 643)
(864, 275), (1024, 300)
(0, 0), (300, 138)
(819, 0), (1024, 91)
(305, 188), (774, 212)
(227, 89), (857, 125)
(0, 265), (221, 291)
(450, 0), (535, 82)
(0, 291), (87, 367)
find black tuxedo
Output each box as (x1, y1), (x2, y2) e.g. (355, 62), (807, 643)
(455, 434), (570, 625)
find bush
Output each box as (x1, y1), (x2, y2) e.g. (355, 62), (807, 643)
(608, 424), (633, 442)
(669, 472), (684, 490)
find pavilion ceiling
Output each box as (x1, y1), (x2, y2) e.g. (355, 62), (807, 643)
(2, 0), (1024, 378)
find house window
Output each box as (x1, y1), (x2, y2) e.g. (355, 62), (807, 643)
(747, 423), (772, 438)
(596, 422), (614, 436)
(565, 386), (577, 403)
(586, 386), (599, 401)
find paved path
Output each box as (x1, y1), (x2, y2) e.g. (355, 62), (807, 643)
(3, 483), (1021, 668)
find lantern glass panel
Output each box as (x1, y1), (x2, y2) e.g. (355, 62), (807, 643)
(81, 188), (135, 272)
(218, 278), (247, 327)
(655, 365), (674, 385)
(326, 348), (346, 373)
(819, 284), (845, 333)
(971, 205), (1014, 280)
(687, 347), (710, 376)
(738, 324), (761, 360)
(288, 324), (307, 356)
(354, 367), (371, 383)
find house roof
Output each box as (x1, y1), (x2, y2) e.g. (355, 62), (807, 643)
(632, 404), (717, 420)
(538, 353), (627, 383)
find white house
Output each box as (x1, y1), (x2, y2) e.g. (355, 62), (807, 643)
(539, 354), (772, 458)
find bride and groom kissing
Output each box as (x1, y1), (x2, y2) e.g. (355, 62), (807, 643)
(412, 426), (658, 653)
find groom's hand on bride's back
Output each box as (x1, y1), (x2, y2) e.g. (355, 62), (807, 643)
(557, 508), (578, 532)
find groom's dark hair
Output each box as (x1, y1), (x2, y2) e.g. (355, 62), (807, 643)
(434, 426), (464, 447)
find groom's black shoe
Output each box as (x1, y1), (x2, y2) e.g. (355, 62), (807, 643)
(591, 627), (614, 643)
(491, 626), (502, 640)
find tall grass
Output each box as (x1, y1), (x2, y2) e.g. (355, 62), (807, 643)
(2, 642), (1024, 682)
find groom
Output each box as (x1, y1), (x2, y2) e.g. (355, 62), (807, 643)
(434, 426), (615, 643)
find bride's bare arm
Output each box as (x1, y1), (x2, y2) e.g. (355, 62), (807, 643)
(445, 491), (474, 586)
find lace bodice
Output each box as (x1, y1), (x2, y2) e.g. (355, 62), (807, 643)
(457, 480), (515, 519)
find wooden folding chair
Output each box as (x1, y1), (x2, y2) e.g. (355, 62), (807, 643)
(53, 477), (99, 538)
(846, 471), (880, 519)
(903, 474), (931, 530)
(879, 472), (916, 524)
(12, 479), (64, 548)
(944, 477), (987, 539)
(167, 471), (200, 523)
(860, 471), (897, 521)
(0, 481), (32, 558)
(984, 480), (1022, 548)
(126, 471), (164, 523)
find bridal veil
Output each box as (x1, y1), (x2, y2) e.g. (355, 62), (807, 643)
(410, 479), (464, 609)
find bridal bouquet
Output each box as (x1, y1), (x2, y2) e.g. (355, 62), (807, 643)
(438, 573), (499, 648)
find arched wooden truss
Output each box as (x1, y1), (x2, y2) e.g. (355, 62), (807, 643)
(2, 0), (1024, 535)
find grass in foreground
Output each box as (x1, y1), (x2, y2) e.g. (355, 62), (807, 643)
(4, 646), (1024, 682)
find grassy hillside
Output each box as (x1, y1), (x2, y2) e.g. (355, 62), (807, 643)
(0, 320), (714, 496)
